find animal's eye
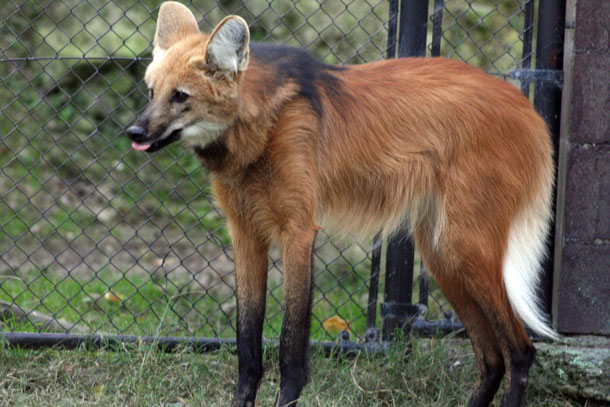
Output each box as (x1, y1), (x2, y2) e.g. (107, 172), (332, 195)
(149, 88), (154, 100)
(172, 90), (189, 103)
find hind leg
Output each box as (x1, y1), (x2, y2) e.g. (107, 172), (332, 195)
(432, 272), (505, 407)
(487, 305), (536, 407)
(450, 266), (534, 407)
(418, 229), (535, 407)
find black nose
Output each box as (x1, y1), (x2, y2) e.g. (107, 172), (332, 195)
(126, 125), (146, 142)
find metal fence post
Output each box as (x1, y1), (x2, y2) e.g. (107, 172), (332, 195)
(381, 235), (420, 340)
(520, 0), (535, 96)
(397, 0), (430, 58)
(365, 235), (382, 342)
(381, 0), (429, 341)
(534, 0), (566, 319)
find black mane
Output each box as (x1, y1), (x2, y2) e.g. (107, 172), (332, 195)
(250, 42), (346, 116)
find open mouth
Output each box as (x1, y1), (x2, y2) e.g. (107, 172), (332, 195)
(131, 128), (182, 153)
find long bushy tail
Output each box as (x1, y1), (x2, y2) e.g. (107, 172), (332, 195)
(502, 177), (558, 340)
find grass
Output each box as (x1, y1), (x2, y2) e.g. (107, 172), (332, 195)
(0, 262), (377, 341)
(0, 337), (595, 407)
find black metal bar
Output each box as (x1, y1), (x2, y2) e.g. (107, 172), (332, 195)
(0, 56), (153, 62)
(430, 0), (444, 57)
(508, 68), (563, 85)
(0, 332), (234, 353)
(398, 0), (430, 58)
(0, 321), (468, 355)
(382, 233), (417, 340)
(419, 265), (429, 308)
(365, 234), (382, 334)
(412, 318), (465, 336)
(386, 0), (399, 58)
(381, 301), (419, 318)
(534, 0), (566, 318)
(0, 332), (389, 357)
(381, 0), (430, 342)
(520, 0), (535, 95)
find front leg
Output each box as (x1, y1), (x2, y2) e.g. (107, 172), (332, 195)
(231, 228), (270, 407)
(278, 227), (317, 407)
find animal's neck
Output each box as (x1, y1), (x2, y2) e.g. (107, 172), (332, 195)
(192, 116), (270, 182)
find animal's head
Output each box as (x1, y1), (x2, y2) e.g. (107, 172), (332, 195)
(127, 1), (250, 152)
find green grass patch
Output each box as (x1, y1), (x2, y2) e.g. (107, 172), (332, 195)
(0, 269), (232, 337)
(0, 263), (375, 342)
(0, 338), (592, 407)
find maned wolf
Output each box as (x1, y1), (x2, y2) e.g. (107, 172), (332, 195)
(127, 2), (556, 406)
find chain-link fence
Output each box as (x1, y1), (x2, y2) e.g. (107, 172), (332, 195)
(1, 0), (541, 343)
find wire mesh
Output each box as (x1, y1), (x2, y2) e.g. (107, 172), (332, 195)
(1, 0), (535, 342)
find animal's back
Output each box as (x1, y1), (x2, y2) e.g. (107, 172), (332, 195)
(314, 57), (553, 244)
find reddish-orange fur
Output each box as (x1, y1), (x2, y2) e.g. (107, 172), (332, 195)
(129, 4), (555, 407)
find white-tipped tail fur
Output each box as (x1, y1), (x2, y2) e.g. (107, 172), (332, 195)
(503, 186), (558, 340)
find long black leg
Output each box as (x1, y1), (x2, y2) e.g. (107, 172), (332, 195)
(278, 230), (316, 407)
(231, 235), (269, 407)
(500, 344), (536, 407)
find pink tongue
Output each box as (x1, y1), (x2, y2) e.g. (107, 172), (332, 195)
(132, 142), (151, 151)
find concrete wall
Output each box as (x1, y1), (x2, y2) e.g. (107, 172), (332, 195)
(554, 0), (610, 334)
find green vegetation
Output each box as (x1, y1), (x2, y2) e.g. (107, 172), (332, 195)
(0, 260), (375, 341)
(0, 338), (592, 407)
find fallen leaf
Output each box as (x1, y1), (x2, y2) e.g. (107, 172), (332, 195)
(322, 315), (351, 334)
(103, 290), (124, 303)
(93, 384), (104, 398)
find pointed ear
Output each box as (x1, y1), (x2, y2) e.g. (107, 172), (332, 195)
(205, 16), (250, 75)
(154, 1), (200, 51)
